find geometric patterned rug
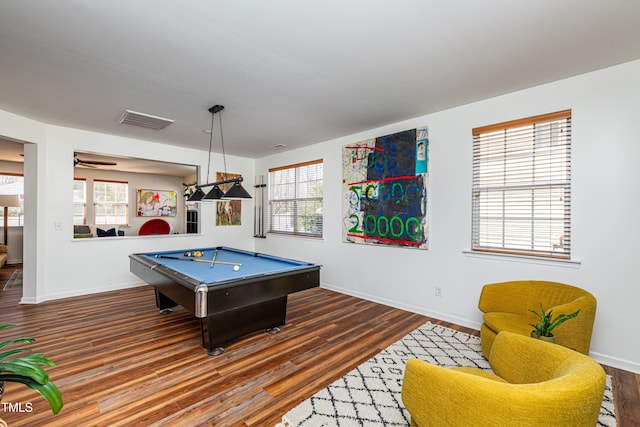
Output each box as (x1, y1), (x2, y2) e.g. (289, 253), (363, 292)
(2, 269), (22, 290)
(278, 322), (616, 427)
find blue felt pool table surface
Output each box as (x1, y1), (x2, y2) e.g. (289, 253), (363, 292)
(140, 246), (314, 285)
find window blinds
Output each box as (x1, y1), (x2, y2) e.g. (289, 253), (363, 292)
(269, 159), (323, 237)
(471, 110), (571, 258)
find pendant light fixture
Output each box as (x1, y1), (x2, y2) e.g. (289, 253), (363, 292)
(187, 187), (206, 202)
(187, 105), (252, 202)
(203, 184), (225, 200)
(220, 179), (252, 199)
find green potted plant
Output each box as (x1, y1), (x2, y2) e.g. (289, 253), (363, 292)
(0, 323), (63, 414)
(528, 304), (580, 343)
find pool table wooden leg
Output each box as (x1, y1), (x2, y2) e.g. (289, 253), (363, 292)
(200, 296), (288, 355)
(155, 291), (178, 313)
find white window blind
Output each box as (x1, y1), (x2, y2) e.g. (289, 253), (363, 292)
(94, 180), (129, 225)
(73, 179), (86, 225)
(471, 110), (571, 259)
(269, 159), (323, 237)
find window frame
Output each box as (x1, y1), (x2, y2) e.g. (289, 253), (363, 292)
(268, 159), (324, 238)
(471, 110), (572, 259)
(93, 179), (129, 226)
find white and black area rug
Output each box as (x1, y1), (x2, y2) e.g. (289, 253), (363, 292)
(278, 322), (616, 427)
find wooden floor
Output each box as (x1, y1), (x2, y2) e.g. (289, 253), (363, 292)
(0, 266), (638, 426)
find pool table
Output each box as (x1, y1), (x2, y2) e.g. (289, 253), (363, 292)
(129, 246), (321, 355)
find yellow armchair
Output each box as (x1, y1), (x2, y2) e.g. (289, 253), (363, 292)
(401, 331), (606, 427)
(478, 280), (596, 357)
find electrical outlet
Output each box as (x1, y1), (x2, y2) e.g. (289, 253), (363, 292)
(435, 286), (442, 297)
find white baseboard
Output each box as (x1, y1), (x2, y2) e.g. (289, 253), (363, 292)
(20, 280), (147, 304)
(320, 283), (481, 331)
(590, 351), (640, 374)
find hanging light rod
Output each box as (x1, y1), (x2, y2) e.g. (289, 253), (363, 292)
(186, 104), (252, 201)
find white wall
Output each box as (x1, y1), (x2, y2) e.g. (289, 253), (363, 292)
(0, 117), (255, 303)
(255, 59), (640, 373)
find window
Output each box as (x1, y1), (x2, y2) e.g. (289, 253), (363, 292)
(0, 174), (24, 227)
(94, 180), (128, 225)
(471, 110), (571, 259)
(269, 159), (323, 237)
(73, 179), (86, 225)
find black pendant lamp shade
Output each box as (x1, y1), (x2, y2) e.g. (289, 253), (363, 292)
(203, 184), (225, 200)
(187, 187), (206, 202)
(222, 180), (252, 199)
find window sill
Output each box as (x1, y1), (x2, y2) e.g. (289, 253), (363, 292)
(267, 232), (324, 241)
(72, 233), (195, 241)
(462, 249), (581, 268)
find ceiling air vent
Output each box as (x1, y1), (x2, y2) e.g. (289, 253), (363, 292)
(118, 109), (174, 130)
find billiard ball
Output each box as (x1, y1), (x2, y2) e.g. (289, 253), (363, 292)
(183, 251), (203, 257)
(233, 265), (240, 271)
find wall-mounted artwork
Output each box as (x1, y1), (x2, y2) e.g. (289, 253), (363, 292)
(137, 189), (177, 217)
(216, 172), (242, 226)
(342, 127), (429, 249)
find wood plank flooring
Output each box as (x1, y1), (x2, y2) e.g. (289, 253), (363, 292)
(0, 268), (638, 426)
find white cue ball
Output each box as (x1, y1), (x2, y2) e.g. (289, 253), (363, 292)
(233, 265), (240, 271)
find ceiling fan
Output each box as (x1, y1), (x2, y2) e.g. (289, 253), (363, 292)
(74, 153), (117, 168)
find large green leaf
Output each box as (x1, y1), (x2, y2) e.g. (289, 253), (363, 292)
(0, 337), (34, 350)
(0, 374), (63, 414)
(16, 353), (56, 367)
(547, 310), (580, 333)
(0, 360), (50, 384)
(0, 348), (33, 360)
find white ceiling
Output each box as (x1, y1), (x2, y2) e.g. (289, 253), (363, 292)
(1, 1), (640, 159)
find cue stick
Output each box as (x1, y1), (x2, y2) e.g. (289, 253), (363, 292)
(256, 178), (261, 236)
(210, 247), (219, 268)
(259, 176), (263, 236)
(259, 182), (262, 235)
(254, 176), (266, 238)
(154, 255), (241, 267)
(254, 176), (258, 236)
(260, 176), (265, 236)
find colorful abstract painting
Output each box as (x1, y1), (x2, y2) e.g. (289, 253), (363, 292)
(137, 189), (177, 217)
(342, 127), (429, 249)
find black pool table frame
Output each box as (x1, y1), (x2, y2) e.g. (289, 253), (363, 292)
(129, 250), (321, 355)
